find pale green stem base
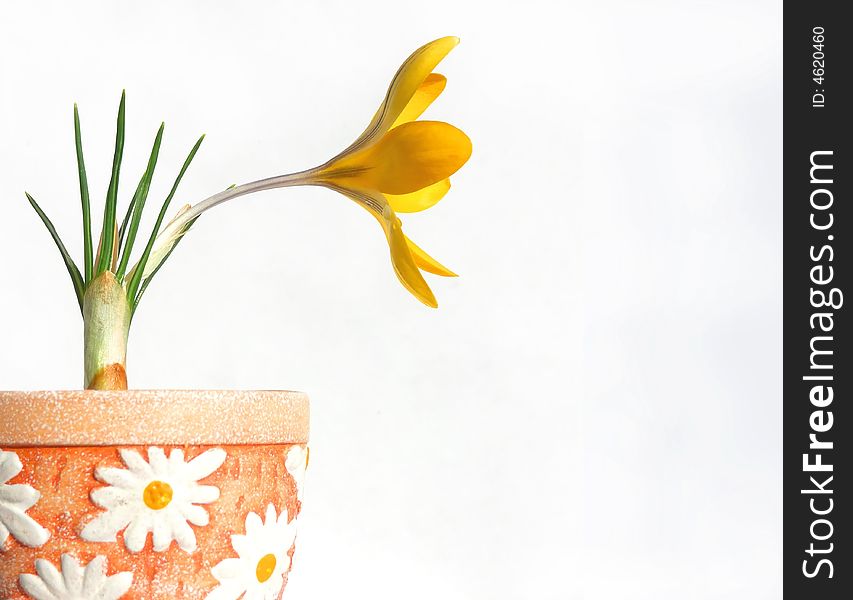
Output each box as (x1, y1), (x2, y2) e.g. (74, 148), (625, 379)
(83, 272), (131, 390)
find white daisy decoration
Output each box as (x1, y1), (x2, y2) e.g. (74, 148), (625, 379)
(206, 504), (297, 600)
(81, 446), (226, 553)
(0, 449), (50, 549)
(285, 445), (308, 503)
(19, 554), (133, 600)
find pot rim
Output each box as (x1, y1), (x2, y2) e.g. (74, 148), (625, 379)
(0, 389), (309, 447)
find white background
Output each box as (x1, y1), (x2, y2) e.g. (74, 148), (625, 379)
(0, 1), (781, 598)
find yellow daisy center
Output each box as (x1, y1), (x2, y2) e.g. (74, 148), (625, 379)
(143, 480), (173, 510)
(256, 553), (277, 583)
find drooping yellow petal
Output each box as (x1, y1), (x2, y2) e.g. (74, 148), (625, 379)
(322, 184), (438, 307)
(385, 209), (438, 307)
(390, 73), (447, 129)
(341, 37), (459, 155)
(405, 235), (457, 277)
(327, 121), (471, 195)
(386, 178), (450, 213)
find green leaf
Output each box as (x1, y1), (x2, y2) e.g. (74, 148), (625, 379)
(132, 216), (199, 314)
(96, 90), (126, 275)
(74, 104), (93, 284)
(118, 177), (143, 250)
(25, 192), (85, 313)
(116, 122), (164, 280)
(127, 134), (205, 306)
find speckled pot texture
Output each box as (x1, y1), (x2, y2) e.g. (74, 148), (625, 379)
(0, 390), (310, 599)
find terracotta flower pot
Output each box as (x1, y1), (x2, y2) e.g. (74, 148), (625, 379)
(0, 390), (309, 599)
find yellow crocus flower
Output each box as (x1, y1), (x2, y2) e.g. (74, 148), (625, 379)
(153, 36), (471, 308)
(310, 37), (471, 306)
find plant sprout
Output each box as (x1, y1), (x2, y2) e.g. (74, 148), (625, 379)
(25, 37), (471, 391)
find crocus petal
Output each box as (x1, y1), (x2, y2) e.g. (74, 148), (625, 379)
(344, 37), (459, 153)
(322, 184), (438, 307)
(405, 235), (458, 277)
(390, 73), (447, 129)
(386, 178), (450, 213)
(328, 121), (471, 195)
(384, 208), (438, 307)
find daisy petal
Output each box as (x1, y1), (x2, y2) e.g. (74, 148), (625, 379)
(167, 511), (198, 552)
(210, 557), (243, 581)
(185, 448), (227, 480)
(231, 533), (253, 558)
(0, 482), (40, 506)
(0, 502), (50, 547)
(60, 554), (84, 595)
(204, 582), (244, 600)
(81, 508), (133, 543)
(82, 555), (107, 594)
(181, 503), (210, 526)
(122, 512), (152, 553)
(264, 503), (277, 525)
(169, 448), (186, 471)
(18, 573), (56, 600)
(245, 511), (264, 536)
(119, 449), (154, 479)
(94, 466), (140, 489)
(0, 451), (23, 484)
(90, 485), (133, 508)
(35, 558), (66, 596)
(99, 571), (134, 600)
(152, 516), (172, 552)
(147, 447), (169, 474)
(188, 484), (220, 504)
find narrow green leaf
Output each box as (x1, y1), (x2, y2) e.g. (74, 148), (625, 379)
(116, 122), (165, 280)
(132, 216), (199, 315)
(127, 134), (205, 305)
(96, 90), (126, 275)
(25, 192), (85, 313)
(118, 178), (143, 250)
(74, 104), (93, 284)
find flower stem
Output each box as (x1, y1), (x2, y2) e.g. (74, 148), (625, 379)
(166, 169), (314, 235)
(83, 271), (131, 390)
